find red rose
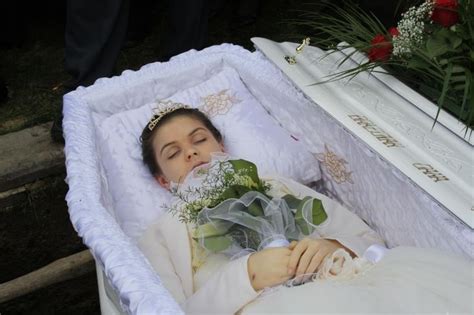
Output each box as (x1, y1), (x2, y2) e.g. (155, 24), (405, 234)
(388, 27), (399, 37)
(368, 34), (392, 62)
(431, 0), (459, 27)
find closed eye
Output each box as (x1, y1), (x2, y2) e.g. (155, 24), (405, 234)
(195, 137), (207, 144)
(168, 150), (180, 159)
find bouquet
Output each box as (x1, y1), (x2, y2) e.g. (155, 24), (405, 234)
(169, 153), (328, 256)
(298, 0), (473, 132)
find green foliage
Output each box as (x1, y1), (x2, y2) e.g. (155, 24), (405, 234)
(283, 195), (328, 235)
(171, 158), (328, 253)
(293, 0), (473, 133)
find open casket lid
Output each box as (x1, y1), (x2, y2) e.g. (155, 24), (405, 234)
(252, 37), (473, 229)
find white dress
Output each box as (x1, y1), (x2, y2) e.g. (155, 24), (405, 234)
(190, 171), (474, 314)
(240, 246), (473, 314)
(140, 169), (474, 314)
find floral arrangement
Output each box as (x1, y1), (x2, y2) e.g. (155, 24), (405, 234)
(299, 0), (473, 132)
(169, 156), (327, 254)
(170, 158), (269, 224)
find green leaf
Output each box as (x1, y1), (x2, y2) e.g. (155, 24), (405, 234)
(229, 159), (268, 191)
(247, 200), (265, 217)
(192, 220), (233, 238)
(433, 63), (454, 129)
(220, 184), (250, 200)
(307, 199), (328, 226)
(450, 36), (463, 50)
(427, 28), (463, 56)
(199, 235), (233, 252)
(294, 196), (328, 235)
(459, 68), (470, 124)
(407, 56), (432, 69)
(229, 160), (259, 183)
(282, 194), (303, 210)
(219, 184), (265, 217)
(426, 37), (449, 57)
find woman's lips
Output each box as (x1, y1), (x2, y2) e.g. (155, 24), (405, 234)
(192, 161), (208, 171)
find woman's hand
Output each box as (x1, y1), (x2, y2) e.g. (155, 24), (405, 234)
(287, 238), (347, 284)
(247, 247), (294, 291)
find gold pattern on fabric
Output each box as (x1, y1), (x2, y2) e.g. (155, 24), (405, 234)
(200, 89), (241, 117)
(316, 144), (354, 184)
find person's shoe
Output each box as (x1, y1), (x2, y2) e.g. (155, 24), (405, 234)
(50, 115), (64, 144)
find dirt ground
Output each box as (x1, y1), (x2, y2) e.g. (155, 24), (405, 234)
(0, 175), (100, 314)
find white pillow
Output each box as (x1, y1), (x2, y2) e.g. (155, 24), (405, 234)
(96, 67), (321, 240)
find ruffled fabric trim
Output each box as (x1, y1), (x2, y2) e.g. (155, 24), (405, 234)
(313, 249), (373, 281)
(63, 43), (313, 314)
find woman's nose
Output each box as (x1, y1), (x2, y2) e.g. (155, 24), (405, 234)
(186, 148), (198, 160)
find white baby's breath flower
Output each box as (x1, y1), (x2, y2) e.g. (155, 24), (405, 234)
(393, 1), (434, 58)
(170, 157), (268, 224)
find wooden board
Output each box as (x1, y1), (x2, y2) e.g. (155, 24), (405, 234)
(0, 122), (65, 192)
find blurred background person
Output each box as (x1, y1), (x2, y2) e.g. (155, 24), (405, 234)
(52, 0), (209, 143)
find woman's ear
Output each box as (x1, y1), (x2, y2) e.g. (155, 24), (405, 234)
(155, 174), (170, 190)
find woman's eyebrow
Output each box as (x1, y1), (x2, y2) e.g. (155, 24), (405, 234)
(160, 141), (176, 156)
(188, 127), (206, 136)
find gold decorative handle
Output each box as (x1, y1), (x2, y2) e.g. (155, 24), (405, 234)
(296, 37), (311, 54)
(285, 37), (311, 65)
(284, 55), (296, 65)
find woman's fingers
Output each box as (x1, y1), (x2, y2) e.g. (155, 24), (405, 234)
(286, 239), (345, 284)
(288, 240), (298, 250)
(287, 239), (309, 274)
(302, 250), (327, 282)
(295, 248), (317, 277)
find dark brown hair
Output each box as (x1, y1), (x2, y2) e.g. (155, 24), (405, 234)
(140, 108), (222, 175)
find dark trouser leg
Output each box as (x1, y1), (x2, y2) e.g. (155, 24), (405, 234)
(65, 0), (130, 88)
(55, 0), (130, 143)
(163, 0), (208, 60)
(234, 0), (260, 27)
(0, 1), (26, 48)
(128, 0), (154, 43)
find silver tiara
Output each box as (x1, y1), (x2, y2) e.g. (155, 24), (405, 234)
(148, 100), (190, 131)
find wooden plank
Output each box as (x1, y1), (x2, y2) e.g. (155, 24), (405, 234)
(0, 122), (65, 192)
(0, 250), (94, 303)
(0, 179), (50, 211)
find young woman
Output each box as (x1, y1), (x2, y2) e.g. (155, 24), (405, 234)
(138, 102), (472, 314)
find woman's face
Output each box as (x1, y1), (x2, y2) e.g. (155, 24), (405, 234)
(152, 115), (224, 189)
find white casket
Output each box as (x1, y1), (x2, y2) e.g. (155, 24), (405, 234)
(63, 39), (473, 314)
(251, 37), (473, 251)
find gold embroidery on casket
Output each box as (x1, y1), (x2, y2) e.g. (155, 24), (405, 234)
(316, 144), (354, 184)
(349, 114), (402, 148)
(413, 163), (449, 182)
(200, 89), (241, 117)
